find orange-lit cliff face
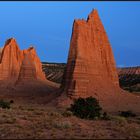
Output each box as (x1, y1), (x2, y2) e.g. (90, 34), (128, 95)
(0, 38), (46, 84)
(62, 9), (120, 98)
(0, 38), (22, 82)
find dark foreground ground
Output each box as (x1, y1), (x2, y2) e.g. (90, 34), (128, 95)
(0, 102), (140, 139)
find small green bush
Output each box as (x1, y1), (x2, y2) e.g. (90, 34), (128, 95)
(0, 99), (11, 109)
(69, 96), (102, 119)
(119, 110), (136, 118)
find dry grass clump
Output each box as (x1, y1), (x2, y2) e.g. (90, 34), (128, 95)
(110, 115), (127, 124)
(53, 121), (72, 129)
(62, 111), (73, 117)
(47, 111), (62, 118)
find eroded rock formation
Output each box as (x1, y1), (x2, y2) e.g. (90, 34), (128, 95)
(62, 9), (120, 98)
(18, 47), (46, 83)
(0, 38), (22, 83)
(0, 47), (3, 60)
(0, 38), (46, 84)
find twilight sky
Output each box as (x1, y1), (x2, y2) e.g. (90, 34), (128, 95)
(0, 2), (140, 67)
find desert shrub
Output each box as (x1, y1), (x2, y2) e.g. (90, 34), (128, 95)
(69, 96), (102, 119)
(111, 115), (127, 124)
(5, 117), (16, 124)
(48, 111), (62, 118)
(129, 89), (133, 93)
(18, 105), (24, 110)
(136, 116), (140, 121)
(53, 121), (72, 129)
(33, 110), (44, 116)
(0, 117), (16, 124)
(10, 100), (14, 104)
(62, 111), (73, 117)
(133, 129), (140, 138)
(0, 99), (11, 109)
(27, 108), (35, 111)
(119, 110), (136, 118)
(102, 112), (111, 120)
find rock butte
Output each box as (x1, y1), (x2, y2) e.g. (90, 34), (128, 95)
(0, 38), (59, 104)
(0, 38), (46, 85)
(62, 9), (119, 98)
(60, 9), (140, 112)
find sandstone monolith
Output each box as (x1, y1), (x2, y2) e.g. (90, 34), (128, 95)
(18, 47), (46, 83)
(0, 38), (46, 85)
(0, 38), (22, 83)
(62, 9), (120, 98)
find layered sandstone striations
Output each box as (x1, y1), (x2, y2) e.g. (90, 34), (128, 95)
(18, 47), (46, 83)
(0, 38), (46, 85)
(62, 9), (120, 98)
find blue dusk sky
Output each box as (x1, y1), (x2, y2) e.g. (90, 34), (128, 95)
(0, 2), (139, 67)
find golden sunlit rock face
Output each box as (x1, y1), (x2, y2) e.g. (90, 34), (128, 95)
(0, 38), (46, 84)
(62, 9), (120, 98)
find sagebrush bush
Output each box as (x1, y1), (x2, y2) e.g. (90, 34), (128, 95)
(69, 96), (102, 119)
(119, 110), (136, 118)
(0, 99), (11, 109)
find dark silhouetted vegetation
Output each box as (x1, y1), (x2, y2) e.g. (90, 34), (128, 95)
(119, 110), (136, 118)
(10, 100), (14, 104)
(0, 99), (11, 109)
(69, 96), (102, 119)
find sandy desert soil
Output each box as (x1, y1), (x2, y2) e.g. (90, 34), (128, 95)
(0, 101), (140, 139)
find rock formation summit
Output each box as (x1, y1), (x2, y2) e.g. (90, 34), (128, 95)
(0, 38), (47, 86)
(0, 38), (58, 100)
(59, 9), (140, 113)
(62, 9), (119, 98)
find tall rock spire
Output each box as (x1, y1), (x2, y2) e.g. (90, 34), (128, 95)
(62, 9), (119, 98)
(0, 38), (46, 84)
(0, 38), (22, 82)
